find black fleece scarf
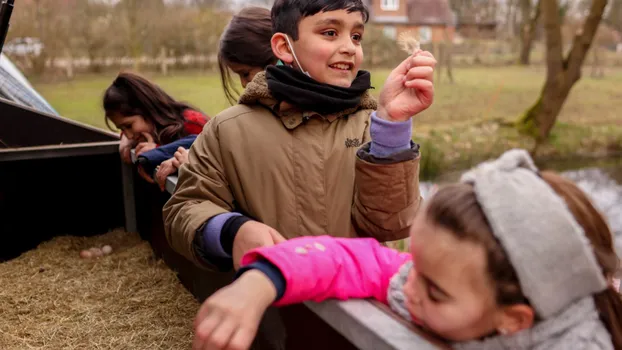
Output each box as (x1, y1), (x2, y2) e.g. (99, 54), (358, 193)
(265, 64), (372, 115)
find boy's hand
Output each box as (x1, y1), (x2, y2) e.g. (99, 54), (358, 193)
(233, 221), (286, 270)
(377, 51), (436, 122)
(155, 158), (176, 191)
(173, 147), (189, 168)
(193, 270), (276, 350)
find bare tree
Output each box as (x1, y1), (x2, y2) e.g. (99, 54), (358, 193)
(516, 0), (609, 147)
(518, 0), (541, 65)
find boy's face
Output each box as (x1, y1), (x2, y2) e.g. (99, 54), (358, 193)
(292, 9), (365, 88)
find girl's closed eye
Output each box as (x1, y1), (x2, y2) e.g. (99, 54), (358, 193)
(422, 275), (450, 303)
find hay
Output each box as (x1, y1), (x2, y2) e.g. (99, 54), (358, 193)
(0, 230), (199, 349)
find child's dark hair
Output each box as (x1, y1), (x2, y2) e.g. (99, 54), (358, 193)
(426, 173), (622, 349)
(218, 7), (276, 105)
(271, 0), (369, 40)
(103, 71), (201, 145)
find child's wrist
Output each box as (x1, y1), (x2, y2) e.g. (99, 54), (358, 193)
(239, 270), (278, 305)
(376, 105), (410, 122)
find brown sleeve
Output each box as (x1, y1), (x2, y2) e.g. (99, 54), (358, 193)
(351, 142), (422, 242)
(162, 119), (232, 269)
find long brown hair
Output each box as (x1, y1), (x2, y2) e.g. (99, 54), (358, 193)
(103, 71), (202, 145)
(426, 171), (622, 349)
(218, 7), (276, 105)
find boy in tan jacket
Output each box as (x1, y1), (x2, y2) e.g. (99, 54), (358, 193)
(163, 0), (436, 272)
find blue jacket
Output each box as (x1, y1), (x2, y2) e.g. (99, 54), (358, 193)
(136, 135), (197, 176)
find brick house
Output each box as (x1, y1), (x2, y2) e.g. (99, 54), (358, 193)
(364, 0), (456, 44)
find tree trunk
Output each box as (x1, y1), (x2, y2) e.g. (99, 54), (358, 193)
(517, 0), (608, 143)
(591, 46), (604, 78)
(443, 27), (454, 84)
(519, 0), (541, 65)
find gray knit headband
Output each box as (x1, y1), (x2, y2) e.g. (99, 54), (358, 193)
(460, 149), (607, 319)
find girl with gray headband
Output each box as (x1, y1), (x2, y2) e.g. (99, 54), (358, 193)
(192, 149), (622, 350)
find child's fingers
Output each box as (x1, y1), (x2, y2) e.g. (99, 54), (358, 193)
(141, 132), (155, 143)
(193, 311), (222, 350)
(205, 318), (238, 350)
(226, 328), (256, 350)
(410, 55), (437, 69)
(172, 159), (181, 168)
(405, 79), (434, 101)
(135, 142), (150, 156)
(415, 50), (436, 60)
(404, 66), (434, 83)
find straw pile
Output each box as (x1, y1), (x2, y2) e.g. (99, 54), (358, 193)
(0, 229), (199, 349)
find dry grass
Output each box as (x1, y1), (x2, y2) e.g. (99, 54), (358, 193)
(0, 230), (198, 350)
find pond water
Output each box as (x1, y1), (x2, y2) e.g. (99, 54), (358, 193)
(420, 156), (622, 255)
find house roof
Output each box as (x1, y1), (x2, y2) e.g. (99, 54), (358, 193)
(406, 0), (456, 26)
(368, 0), (456, 26)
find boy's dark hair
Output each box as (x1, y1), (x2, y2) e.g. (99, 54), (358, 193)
(272, 0), (369, 40)
(218, 7), (277, 104)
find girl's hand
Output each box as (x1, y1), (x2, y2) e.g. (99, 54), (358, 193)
(119, 134), (135, 164)
(137, 165), (155, 184)
(135, 132), (158, 157)
(193, 270), (277, 350)
(155, 158), (177, 191)
(172, 147), (189, 168)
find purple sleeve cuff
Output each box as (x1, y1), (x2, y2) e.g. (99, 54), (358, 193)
(202, 213), (243, 258)
(369, 111), (413, 158)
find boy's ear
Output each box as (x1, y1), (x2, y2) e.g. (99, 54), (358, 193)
(271, 33), (294, 65)
(496, 304), (535, 335)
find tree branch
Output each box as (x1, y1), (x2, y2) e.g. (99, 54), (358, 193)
(565, 0), (608, 82)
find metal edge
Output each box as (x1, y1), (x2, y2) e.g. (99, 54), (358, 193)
(0, 97), (120, 139)
(305, 300), (442, 350)
(0, 141), (120, 162)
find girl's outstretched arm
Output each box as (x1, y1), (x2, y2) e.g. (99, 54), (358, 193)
(240, 235), (411, 306)
(192, 236), (411, 350)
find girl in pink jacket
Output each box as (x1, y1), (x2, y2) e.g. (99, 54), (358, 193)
(191, 150), (622, 350)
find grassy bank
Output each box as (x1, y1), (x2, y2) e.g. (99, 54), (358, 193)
(32, 66), (622, 178)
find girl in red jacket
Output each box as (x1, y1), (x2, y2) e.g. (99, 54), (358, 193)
(103, 71), (208, 183)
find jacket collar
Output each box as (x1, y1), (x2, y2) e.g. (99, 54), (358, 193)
(238, 71), (377, 130)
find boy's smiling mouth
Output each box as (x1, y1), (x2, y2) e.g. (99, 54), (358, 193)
(329, 62), (354, 71)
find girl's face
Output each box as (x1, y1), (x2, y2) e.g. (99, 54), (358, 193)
(404, 209), (505, 341)
(108, 114), (154, 142)
(227, 62), (264, 88)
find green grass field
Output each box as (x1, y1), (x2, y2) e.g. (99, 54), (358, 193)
(32, 66), (622, 176)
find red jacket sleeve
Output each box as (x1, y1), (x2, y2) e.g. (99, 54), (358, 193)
(182, 109), (209, 135)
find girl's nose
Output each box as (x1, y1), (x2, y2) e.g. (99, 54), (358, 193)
(124, 130), (135, 140)
(404, 268), (423, 305)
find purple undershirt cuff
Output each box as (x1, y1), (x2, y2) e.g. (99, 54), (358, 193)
(369, 111), (413, 158)
(202, 212), (242, 258)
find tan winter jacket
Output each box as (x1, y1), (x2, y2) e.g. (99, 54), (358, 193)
(162, 72), (421, 269)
